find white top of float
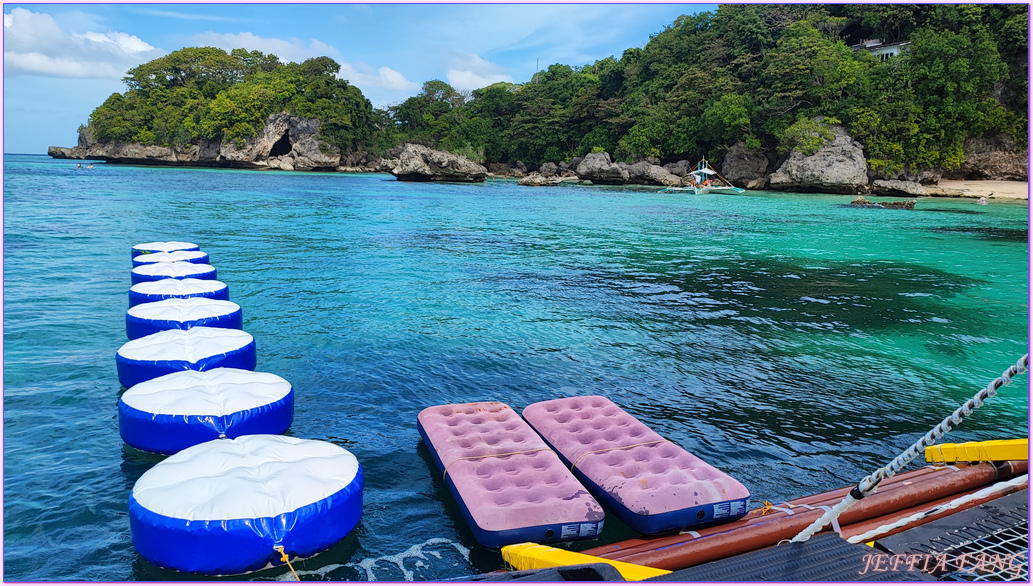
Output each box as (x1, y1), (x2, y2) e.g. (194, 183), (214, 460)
(132, 262), (215, 279)
(133, 251), (208, 265)
(127, 298), (240, 322)
(117, 327), (253, 363)
(120, 368), (291, 416)
(130, 278), (227, 296)
(134, 241), (198, 254)
(132, 435), (359, 520)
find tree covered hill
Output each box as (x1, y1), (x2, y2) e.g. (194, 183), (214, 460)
(84, 4), (1027, 175)
(88, 47), (374, 155)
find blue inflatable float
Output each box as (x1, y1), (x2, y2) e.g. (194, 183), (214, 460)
(126, 298), (242, 340)
(116, 327), (256, 388)
(129, 435), (363, 575)
(132, 250), (210, 267)
(131, 262), (217, 285)
(119, 368), (294, 454)
(128, 278), (229, 307)
(132, 241), (199, 258)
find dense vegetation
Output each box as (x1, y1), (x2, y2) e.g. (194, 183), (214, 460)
(86, 4), (1026, 174)
(88, 47), (373, 153)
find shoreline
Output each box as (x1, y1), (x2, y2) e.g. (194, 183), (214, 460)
(28, 153), (1033, 201)
(936, 180), (1028, 201)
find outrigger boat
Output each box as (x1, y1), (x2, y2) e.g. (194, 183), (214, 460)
(660, 157), (746, 195)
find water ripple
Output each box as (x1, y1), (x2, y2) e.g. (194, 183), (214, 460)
(3, 155), (1028, 580)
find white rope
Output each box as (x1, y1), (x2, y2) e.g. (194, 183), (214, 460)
(791, 354), (1029, 543)
(845, 474), (1028, 544)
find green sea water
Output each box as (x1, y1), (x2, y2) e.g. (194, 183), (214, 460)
(3, 154), (1029, 580)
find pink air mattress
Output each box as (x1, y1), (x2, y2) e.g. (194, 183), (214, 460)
(522, 396), (750, 535)
(417, 402), (604, 548)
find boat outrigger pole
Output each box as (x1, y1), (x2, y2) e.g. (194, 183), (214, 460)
(791, 354), (1030, 543)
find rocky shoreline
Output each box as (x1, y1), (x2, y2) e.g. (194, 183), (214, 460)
(49, 114), (1027, 196)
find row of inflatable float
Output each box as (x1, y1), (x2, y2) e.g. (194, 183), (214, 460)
(417, 397), (751, 548)
(117, 241), (363, 576)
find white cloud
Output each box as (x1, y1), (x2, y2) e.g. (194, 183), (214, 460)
(188, 30), (419, 95)
(76, 31), (157, 55)
(446, 70), (514, 92)
(445, 53), (513, 91)
(3, 51), (125, 78)
(3, 7), (162, 78)
(137, 9), (239, 22)
(188, 29), (419, 94)
(339, 63), (419, 91)
(187, 31), (341, 64)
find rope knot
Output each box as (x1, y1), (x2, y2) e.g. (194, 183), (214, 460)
(273, 545), (300, 581)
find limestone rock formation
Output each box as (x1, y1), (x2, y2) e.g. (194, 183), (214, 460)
(538, 162), (558, 177)
(218, 114), (338, 170)
(575, 152), (629, 185)
(518, 172), (564, 187)
(622, 161), (682, 186)
(391, 143), (488, 182)
(746, 177), (769, 190)
(664, 160), (692, 177)
(768, 124), (869, 193)
(871, 180), (927, 196)
(850, 195), (916, 210)
(924, 186), (966, 197)
(49, 127), (183, 164)
(721, 141), (769, 185)
(48, 113), (341, 170)
(556, 161), (578, 177)
(950, 135), (1028, 181)
(870, 166), (943, 185)
(882, 200), (917, 210)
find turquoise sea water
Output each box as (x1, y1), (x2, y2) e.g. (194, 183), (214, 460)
(3, 153), (1029, 581)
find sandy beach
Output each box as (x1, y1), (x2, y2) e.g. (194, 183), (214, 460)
(937, 180), (1029, 200)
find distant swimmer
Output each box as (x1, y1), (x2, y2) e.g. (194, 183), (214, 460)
(87, 163), (94, 169)
(977, 197), (987, 205)
(75, 163), (82, 169)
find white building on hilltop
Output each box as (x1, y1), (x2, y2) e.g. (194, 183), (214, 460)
(849, 38), (911, 61)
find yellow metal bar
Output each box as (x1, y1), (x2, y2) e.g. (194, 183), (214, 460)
(925, 439), (1028, 463)
(501, 542), (671, 581)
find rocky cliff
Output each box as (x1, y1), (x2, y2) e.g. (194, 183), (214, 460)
(575, 152), (630, 185)
(49, 113), (346, 171)
(721, 141), (771, 187)
(50, 114), (1026, 190)
(768, 124), (870, 194)
(390, 143), (488, 182)
(946, 135), (1028, 181)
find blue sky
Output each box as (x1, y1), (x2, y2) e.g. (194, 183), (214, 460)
(3, 3), (716, 154)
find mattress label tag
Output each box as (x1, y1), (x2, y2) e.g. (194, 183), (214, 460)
(730, 499), (747, 516)
(713, 502), (731, 519)
(561, 521), (603, 539)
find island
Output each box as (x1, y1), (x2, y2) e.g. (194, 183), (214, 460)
(50, 5), (1028, 194)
